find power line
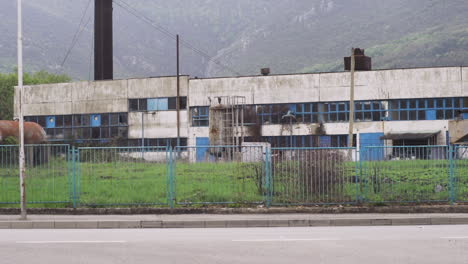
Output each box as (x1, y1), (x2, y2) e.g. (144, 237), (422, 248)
(88, 15), (95, 81)
(60, 0), (93, 68)
(112, 0), (242, 76)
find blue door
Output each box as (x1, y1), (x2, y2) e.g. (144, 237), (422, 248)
(196, 137), (210, 162)
(46, 116), (56, 128)
(90, 114), (101, 127)
(360, 133), (384, 161)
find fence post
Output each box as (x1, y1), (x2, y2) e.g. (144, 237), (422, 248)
(265, 147), (272, 208)
(359, 147), (365, 203)
(168, 147), (175, 208)
(355, 148), (360, 204)
(71, 146), (78, 209)
(449, 145), (455, 205)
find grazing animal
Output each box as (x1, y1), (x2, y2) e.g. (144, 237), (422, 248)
(0, 120), (46, 144)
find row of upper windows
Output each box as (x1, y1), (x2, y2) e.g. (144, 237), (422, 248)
(25, 113), (128, 128)
(129, 97), (187, 112)
(25, 113), (129, 141)
(190, 97), (468, 126)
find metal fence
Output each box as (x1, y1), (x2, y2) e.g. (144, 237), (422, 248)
(173, 145), (266, 205)
(76, 146), (169, 207)
(455, 145), (468, 202)
(0, 144), (70, 206)
(360, 145), (450, 203)
(270, 147), (358, 205)
(0, 144), (467, 207)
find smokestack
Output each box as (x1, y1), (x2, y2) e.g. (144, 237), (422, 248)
(94, 0), (113, 80)
(261, 68), (270, 76)
(344, 48), (371, 71)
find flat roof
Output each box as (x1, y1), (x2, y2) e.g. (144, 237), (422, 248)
(189, 65), (466, 81)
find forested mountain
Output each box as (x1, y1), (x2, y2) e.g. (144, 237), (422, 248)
(1, 0), (467, 80)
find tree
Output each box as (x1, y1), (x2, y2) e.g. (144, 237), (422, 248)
(0, 70), (71, 120)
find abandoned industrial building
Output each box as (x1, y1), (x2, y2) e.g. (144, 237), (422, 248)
(14, 63), (468, 161)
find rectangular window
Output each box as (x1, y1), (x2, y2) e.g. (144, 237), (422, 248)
(129, 99), (139, 111)
(191, 106), (209, 127)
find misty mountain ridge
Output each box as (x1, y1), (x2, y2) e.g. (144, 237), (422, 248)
(0, 0), (467, 80)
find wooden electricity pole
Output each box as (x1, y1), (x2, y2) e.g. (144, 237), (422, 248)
(176, 35), (180, 148)
(348, 48), (356, 158)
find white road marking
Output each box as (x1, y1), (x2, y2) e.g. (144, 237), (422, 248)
(232, 238), (340, 242)
(16, 240), (127, 244)
(441, 237), (468, 240)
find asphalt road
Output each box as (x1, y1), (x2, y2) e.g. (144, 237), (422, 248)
(1, 225), (468, 264)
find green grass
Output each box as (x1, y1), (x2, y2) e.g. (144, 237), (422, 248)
(1, 158), (468, 208)
(0, 158), (265, 208)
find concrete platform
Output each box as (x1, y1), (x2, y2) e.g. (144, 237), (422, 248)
(1, 213), (468, 229)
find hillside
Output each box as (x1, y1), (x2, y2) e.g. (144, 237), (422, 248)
(0, 0), (467, 80)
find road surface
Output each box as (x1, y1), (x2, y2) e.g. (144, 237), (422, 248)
(1, 225), (468, 264)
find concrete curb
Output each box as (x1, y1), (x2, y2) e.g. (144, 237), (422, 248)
(1, 205), (468, 215)
(1, 217), (468, 229)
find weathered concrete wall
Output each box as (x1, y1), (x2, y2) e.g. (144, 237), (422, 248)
(128, 111), (188, 139)
(463, 67), (468, 96)
(14, 76), (190, 117)
(189, 67), (466, 107)
(189, 74), (320, 106)
(128, 76), (189, 98)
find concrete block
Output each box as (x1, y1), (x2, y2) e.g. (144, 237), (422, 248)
(0, 222), (11, 229)
(334, 219), (371, 226)
(162, 221), (184, 228)
(11, 221), (33, 229)
(118, 221), (141, 229)
(450, 218), (468, 225)
(268, 220), (289, 227)
(409, 218), (431, 225)
(32, 221), (54, 229)
(183, 221), (205, 228)
(371, 219), (392, 226)
(205, 221), (227, 228)
(288, 220), (309, 227)
(141, 221), (162, 228)
(391, 219), (412, 226)
(309, 220), (331, 226)
(247, 220), (269, 227)
(226, 220), (249, 228)
(75, 221), (99, 229)
(98, 221), (121, 229)
(431, 218), (451, 225)
(54, 221), (77, 229)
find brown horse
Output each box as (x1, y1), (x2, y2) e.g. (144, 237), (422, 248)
(0, 120), (46, 144)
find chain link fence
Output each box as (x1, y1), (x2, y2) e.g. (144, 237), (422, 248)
(1, 144), (467, 207)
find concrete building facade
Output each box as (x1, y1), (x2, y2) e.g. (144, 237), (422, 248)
(14, 66), (468, 157)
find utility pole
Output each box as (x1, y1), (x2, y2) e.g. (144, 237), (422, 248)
(176, 35), (180, 148)
(17, 0), (27, 220)
(348, 48), (356, 159)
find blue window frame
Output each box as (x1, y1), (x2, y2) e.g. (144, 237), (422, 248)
(46, 116), (56, 128)
(388, 97), (468, 121)
(25, 113), (128, 142)
(90, 114), (101, 127)
(191, 106), (209, 127)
